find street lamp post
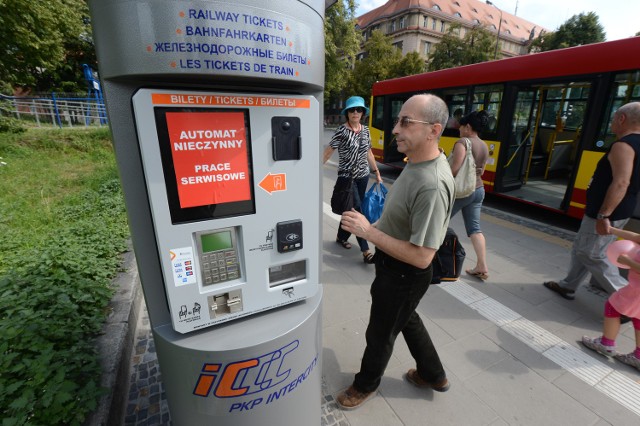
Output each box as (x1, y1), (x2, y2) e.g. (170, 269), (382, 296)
(486, 1), (502, 60)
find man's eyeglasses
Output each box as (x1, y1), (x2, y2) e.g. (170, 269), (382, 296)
(393, 116), (433, 127)
(347, 107), (365, 114)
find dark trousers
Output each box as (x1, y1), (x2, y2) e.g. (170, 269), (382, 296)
(337, 175), (370, 252)
(353, 251), (446, 393)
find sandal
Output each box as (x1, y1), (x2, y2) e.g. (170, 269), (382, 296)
(363, 251), (375, 264)
(336, 238), (352, 249)
(466, 269), (489, 281)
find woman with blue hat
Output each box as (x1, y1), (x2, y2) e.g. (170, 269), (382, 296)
(323, 96), (382, 264)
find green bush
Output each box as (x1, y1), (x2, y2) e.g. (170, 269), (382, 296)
(0, 116), (26, 134)
(0, 81), (13, 96)
(0, 129), (128, 425)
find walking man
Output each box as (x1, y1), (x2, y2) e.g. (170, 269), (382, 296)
(336, 94), (455, 410)
(544, 102), (640, 300)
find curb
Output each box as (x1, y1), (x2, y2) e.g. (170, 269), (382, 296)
(85, 249), (142, 426)
(480, 204), (577, 242)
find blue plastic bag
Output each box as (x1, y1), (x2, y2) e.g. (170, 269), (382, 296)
(362, 182), (387, 223)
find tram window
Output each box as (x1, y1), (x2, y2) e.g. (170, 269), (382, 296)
(371, 96), (385, 130)
(441, 88), (467, 136)
(595, 71), (640, 150)
(539, 84), (590, 131)
(565, 86), (589, 129)
(611, 71), (640, 104)
(564, 102), (588, 129)
(390, 98), (405, 124)
(540, 88), (562, 127)
(471, 84), (502, 139)
(596, 101), (624, 150)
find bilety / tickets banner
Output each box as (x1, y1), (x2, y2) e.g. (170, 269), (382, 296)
(165, 111), (251, 208)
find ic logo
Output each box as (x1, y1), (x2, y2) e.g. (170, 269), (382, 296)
(193, 340), (299, 398)
(285, 233), (299, 242)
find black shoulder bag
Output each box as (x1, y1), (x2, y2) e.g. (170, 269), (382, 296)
(331, 176), (355, 215)
(431, 228), (466, 284)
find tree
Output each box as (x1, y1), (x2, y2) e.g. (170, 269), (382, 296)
(393, 51), (426, 78)
(428, 24), (494, 71)
(349, 30), (403, 99)
(347, 32), (426, 100)
(0, 0), (93, 91)
(529, 12), (605, 52)
(35, 21), (97, 93)
(324, 0), (362, 103)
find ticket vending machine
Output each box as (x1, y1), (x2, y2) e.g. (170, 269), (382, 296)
(88, 1), (324, 424)
(132, 89), (320, 334)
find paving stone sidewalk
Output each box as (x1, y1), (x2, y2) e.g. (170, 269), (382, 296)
(121, 202), (579, 426)
(124, 304), (350, 426)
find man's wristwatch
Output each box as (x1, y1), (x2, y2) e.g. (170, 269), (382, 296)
(596, 213), (610, 220)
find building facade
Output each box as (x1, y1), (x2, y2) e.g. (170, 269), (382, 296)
(326, 0), (545, 125)
(357, 0), (544, 61)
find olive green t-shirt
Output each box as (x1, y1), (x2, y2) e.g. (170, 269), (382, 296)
(376, 153), (455, 250)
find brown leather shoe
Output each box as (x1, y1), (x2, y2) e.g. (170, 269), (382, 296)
(405, 369), (450, 392)
(336, 385), (375, 410)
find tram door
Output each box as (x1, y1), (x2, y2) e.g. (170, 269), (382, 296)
(501, 84), (590, 211)
(502, 88), (539, 190)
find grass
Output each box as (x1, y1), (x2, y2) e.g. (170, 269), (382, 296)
(0, 128), (117, 271)
(0, 127), (130, 425)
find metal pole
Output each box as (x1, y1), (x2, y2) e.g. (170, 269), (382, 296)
(495, 8), (502, 59)
(51, 93), (63, 128)
(486, 1), (502, 60)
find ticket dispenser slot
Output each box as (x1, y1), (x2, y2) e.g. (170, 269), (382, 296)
(272, 116), (301, 161)
(269, 260), (307, 288)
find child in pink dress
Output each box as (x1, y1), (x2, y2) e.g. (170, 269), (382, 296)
(582, 227), (640, 371)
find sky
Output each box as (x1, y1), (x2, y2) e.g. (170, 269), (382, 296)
(355, 0), (639, 41)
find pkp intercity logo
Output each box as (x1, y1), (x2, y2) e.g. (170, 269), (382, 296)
(192, 340), (318, 413)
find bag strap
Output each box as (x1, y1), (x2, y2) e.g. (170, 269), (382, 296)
(464, 138), (472, 154)
(464, 138), (478, 171)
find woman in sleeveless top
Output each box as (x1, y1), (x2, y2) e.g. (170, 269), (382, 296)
(448, 110), (490, 280)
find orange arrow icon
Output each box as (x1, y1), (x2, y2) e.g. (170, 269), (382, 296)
(259, 173), (287, 194)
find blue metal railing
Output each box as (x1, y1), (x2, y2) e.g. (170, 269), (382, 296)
(0, 92), (108, 128)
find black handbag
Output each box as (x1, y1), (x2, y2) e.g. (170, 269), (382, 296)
(430, 228), (466, 284)
(331, 177), (355, 215)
